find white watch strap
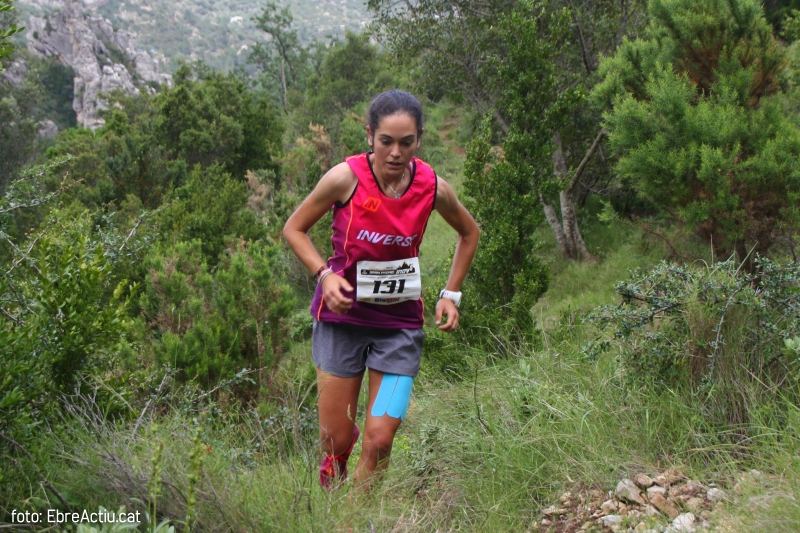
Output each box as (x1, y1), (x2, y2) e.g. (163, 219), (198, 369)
(439, 289), (462, 307)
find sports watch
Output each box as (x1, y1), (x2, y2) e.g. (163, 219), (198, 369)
(438, 289), (462, 308)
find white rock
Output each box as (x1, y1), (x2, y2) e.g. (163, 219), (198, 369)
(706, 488), (727, 503)
(0, 58), (27, 86)
(635, 473), (655, 488)
(19, 0), (65, 9)
(668, 512), (697, 533)
(627, 509), (645, 521)
(601, 514), (623, 527)
(685, 497), (705, 514)
(38, 119), (58, 138)
(542, 505), (566, 516)
(648, 485), (667, 498)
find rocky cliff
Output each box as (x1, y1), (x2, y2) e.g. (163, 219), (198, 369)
(25, 1), (171, 129)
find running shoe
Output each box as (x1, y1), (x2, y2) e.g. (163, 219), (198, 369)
(319, 423), (360, 490)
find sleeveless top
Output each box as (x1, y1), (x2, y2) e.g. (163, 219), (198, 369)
(309, 152), (438, 329)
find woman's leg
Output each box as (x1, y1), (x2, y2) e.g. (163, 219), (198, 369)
(316, 368), (363, 456)
(352, 368), (407, 487)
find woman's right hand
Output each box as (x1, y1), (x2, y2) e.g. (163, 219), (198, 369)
(321, 274), (354, 315)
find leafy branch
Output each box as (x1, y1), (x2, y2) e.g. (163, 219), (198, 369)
(0, 0), (24, 65)
(0, 156), (79, 216)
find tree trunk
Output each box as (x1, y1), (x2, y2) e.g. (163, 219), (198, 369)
(542, 197), (573, 258)
(493, 108), (510, 135)
(541, 130), (607, 262)
(279, 56), (288, 114)
(560, 187), (592, 261)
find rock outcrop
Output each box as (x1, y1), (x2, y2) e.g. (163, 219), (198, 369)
(38, 119), (59, 138)
(25, 1), (171, 129)
(0, 59), (28, 87)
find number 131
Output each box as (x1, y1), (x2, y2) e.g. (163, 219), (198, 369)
(372, 279), (406, 294)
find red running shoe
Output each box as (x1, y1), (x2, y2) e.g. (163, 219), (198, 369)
(319, 423), (360, 490)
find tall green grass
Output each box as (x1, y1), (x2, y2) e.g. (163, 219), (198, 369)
(47, 327), (794, 532)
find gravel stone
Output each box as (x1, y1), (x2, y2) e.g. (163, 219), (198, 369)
(668, 512), (697, 533)
(616, 479), (647, 505)
(706, 488), (727, 503)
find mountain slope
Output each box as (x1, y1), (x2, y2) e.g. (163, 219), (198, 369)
(18, 0), (371, 72)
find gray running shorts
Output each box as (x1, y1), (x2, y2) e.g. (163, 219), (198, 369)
(311, 320), (424, 378)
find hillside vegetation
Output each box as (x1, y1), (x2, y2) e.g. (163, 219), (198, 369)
(15, 0), (370, 71)
(2, 0), (800, 532)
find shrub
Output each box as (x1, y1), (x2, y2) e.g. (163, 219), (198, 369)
(156, 164), (266, 263)
(141, 239), (296, 390)
(159, 63), (283, 179)
(461, 119), (549, 340)
(0, 210), (137, 484)
(590, 258), (800, 427)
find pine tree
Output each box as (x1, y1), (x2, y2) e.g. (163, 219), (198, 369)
(595, 0), (800, 268)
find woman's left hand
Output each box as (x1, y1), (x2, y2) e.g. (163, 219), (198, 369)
(435, 298), (460, 331)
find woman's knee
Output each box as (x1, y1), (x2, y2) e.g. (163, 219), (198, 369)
(363, 424), (398, 455)
(319, 423), (356, 455)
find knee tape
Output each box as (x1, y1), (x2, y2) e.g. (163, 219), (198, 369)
(371, 374), (414, 420)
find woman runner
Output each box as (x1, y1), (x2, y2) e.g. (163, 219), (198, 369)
(283, 90), (479, 489)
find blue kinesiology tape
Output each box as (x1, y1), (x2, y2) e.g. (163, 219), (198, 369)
(371, 374), (414, 420)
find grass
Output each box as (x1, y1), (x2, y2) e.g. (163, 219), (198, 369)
(707, 403), (800, 532)
(532, 204), (666, 329)
(46, 319), (796, 532)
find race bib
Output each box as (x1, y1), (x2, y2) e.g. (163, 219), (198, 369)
(356, 257), (421, 305)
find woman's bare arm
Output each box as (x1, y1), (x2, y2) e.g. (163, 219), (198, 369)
(433, 177), (480, 331)
(282, 163), (358, 314)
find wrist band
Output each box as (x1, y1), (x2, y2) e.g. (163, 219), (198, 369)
(315, 266), (332, 283)
(318, 269), (334, 285)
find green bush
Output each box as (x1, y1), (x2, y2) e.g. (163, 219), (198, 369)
(141, 239), (296, 389)
(0, 209), (137, 486)
(159, 63), (283, 180)
(44, 63), (284, 212)
(0, 73), (44, 186)
(461, 119), (549, 341)
(157, 164), (266, 263)
(590, 258), (800, 427)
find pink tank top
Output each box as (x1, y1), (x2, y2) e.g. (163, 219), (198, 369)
(310, 152), (438, 328)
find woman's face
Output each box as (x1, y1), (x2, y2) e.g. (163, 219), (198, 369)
(367, 112), (421, 180)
